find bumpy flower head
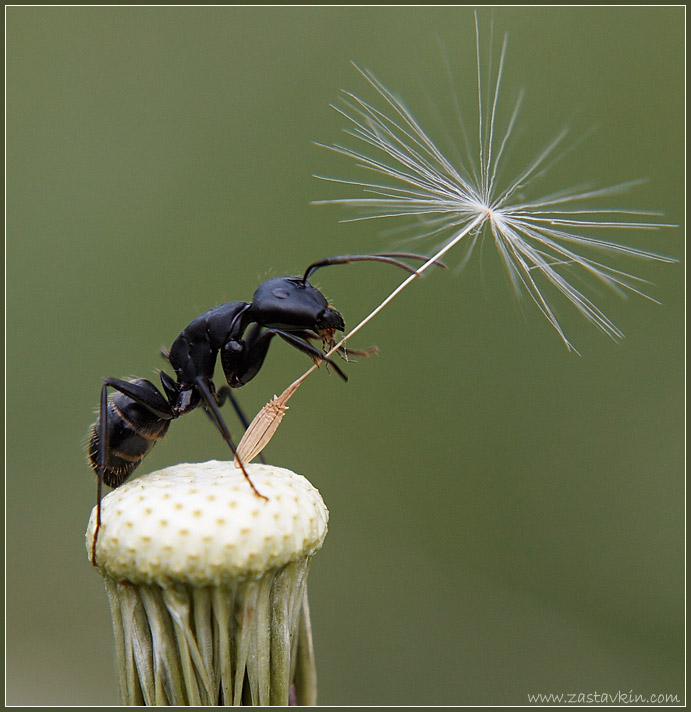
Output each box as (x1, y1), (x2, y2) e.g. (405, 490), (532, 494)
(86, 460), (328, 585)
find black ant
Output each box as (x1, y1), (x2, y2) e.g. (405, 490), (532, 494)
(87, 252), (443, 564)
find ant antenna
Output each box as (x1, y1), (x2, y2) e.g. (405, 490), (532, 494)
(302, 252), (447, 283)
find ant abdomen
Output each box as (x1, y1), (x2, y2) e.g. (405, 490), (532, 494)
(88, 379), (171, 488)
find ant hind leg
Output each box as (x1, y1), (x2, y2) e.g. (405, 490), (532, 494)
(90, 377), (175, 566)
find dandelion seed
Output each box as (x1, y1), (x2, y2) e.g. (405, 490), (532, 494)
(236, 17), (677, 462)
(314, 14), (676, 352)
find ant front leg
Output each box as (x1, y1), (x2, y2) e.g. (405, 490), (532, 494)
(290, 328), (380, 362)
(271, 329), (349, 380)
(335, 343), (380, 362)
(221, 327), (348, 387)
(193, 377), (268, 501)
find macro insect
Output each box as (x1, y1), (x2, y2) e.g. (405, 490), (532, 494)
(87, 252), (442, 563)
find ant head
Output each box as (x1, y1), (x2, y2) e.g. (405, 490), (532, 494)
(250, 276), (345, 334)
(248, 253), (441, 336)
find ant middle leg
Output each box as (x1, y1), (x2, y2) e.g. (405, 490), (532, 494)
(213, 386), (267, 465)
(193, 377), (268, 500)
(198, 384), (268, 465)
(215, 386), (251, 429)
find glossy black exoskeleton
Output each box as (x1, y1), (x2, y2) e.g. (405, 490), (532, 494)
(87, 252), (443, 563)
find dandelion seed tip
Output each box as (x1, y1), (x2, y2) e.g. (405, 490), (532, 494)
(86, 461), (329, 584)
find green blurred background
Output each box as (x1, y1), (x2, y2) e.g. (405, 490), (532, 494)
(6, 6), (684, 706)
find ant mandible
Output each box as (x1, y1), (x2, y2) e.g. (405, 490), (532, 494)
(87, 252), (440, 564)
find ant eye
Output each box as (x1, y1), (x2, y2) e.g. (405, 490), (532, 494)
(272, 288), (289, 299)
